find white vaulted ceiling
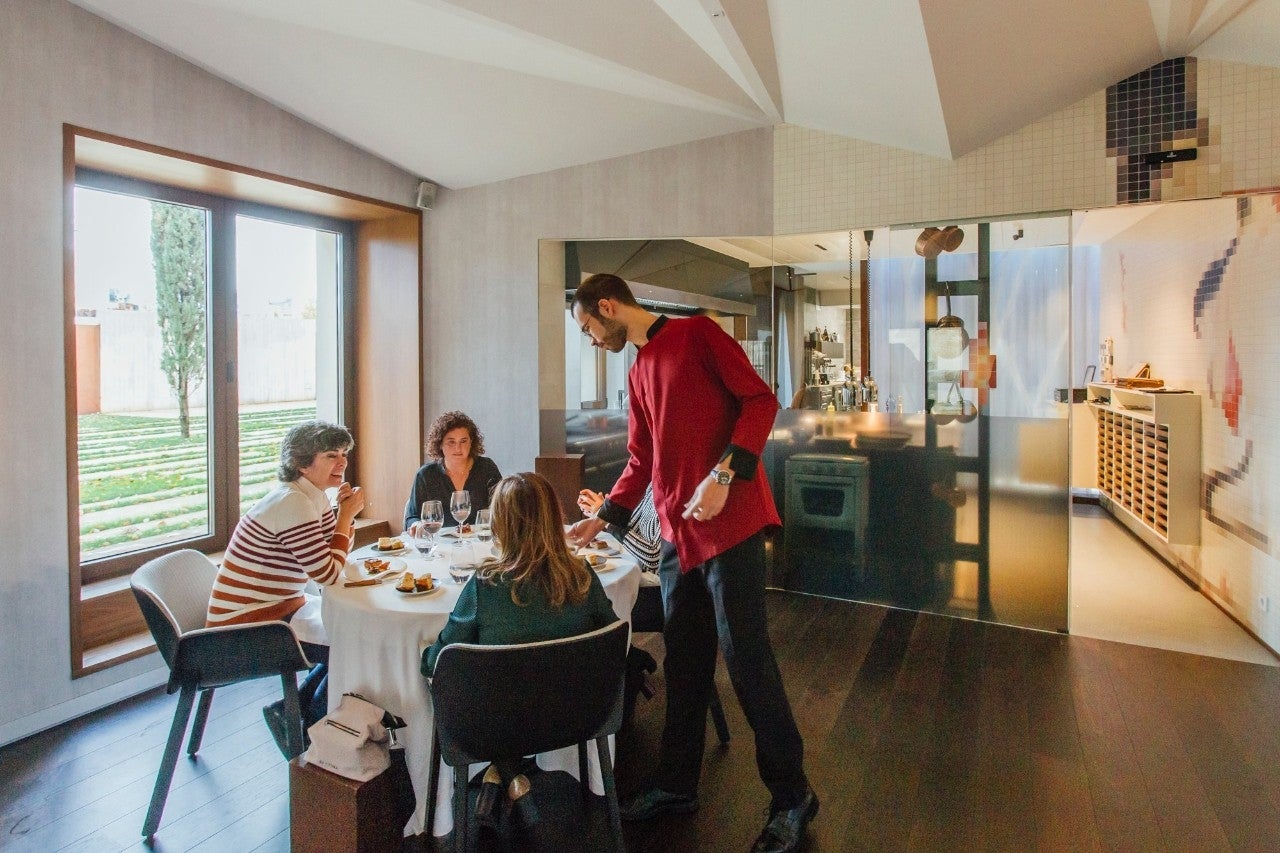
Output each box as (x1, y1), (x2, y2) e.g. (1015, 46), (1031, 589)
(70, 0), (1279, 188)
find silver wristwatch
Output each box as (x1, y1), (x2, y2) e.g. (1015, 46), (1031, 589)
(709, 468), (734, 486)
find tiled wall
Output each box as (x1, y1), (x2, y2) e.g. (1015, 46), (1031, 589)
(1098, 195), (1280, 651)
(775, 58), (1280, 235)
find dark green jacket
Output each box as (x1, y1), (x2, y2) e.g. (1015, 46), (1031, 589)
(422, 565), (618, 675)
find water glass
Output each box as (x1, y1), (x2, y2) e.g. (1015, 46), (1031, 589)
(476, 508), (492, 542)
(448, 540), (476, 584)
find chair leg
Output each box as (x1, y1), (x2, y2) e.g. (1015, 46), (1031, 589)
(596, 736), (623, 852)
(142, 684), (197, 837)
(577, 741), (590, 803)
(425, 727), (441, 843)
(709, 684), (731, 745)
(186, 688), (215, 756)
(453, 763), (469, 853)
(280, 671), (305, 759)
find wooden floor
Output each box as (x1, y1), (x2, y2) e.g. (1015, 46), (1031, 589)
(5, 592), (1280, 851)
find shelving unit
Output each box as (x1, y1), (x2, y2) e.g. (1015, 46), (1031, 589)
(1088, 383), (1201, 545)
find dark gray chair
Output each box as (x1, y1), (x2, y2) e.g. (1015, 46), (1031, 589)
(130, 549), (312, 838)
(426, 620), (630, 853)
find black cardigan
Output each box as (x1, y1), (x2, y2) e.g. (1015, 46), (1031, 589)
(403, 457), (502, 528)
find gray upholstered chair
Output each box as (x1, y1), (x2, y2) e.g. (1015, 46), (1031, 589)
(130, 549), (312, 838)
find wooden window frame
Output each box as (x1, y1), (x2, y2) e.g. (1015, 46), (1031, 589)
(64, 125), (422, 676)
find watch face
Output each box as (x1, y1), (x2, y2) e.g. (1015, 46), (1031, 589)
(712, 470), (732, 485)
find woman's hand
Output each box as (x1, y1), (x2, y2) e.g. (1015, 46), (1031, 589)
(335, 482), (365, 526)
(577, 489), (605, 517)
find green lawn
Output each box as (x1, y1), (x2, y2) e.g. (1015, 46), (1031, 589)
(78, 402), (316, 558)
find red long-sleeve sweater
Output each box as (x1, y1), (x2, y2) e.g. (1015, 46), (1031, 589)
(603, 315), (781, 571)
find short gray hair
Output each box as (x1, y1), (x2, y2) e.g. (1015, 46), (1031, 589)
(278, 420), (354, 482)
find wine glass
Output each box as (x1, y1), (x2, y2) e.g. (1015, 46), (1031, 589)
(450, 490), (471, 530)
(475, 508), (492, 543)
(418, 500), (443, 554)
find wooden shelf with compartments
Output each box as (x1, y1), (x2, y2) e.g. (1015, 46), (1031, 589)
(1087, 383), (1200, 545)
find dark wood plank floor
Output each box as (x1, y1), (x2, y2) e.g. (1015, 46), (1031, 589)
(5, 592), (1280, 852)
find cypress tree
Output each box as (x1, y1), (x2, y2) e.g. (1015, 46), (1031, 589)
(151, 202), (207, 438)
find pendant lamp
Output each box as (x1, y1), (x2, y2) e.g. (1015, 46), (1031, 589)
(934, 282), (969, 359)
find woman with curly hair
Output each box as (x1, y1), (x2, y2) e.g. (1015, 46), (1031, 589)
(404, 410), (501, 531)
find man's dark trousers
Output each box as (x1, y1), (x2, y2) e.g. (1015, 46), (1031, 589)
(656, 531), (807, 808)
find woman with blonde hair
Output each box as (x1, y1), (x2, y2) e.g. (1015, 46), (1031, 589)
(422, 471), (616, 673)
(422, 471), (619, 832)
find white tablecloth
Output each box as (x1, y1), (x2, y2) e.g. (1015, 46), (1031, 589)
(322, 536), (640, 837)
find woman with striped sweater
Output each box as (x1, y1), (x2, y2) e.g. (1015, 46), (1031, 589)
(206, 420), (364, 736)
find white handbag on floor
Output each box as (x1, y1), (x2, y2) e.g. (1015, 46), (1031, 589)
(303, 693), (399, 781)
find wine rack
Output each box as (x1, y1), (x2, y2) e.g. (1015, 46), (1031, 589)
(1088, 383), (1201, 545)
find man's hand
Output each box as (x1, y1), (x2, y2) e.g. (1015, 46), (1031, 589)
(681, 475), (729, 522)
(567, 516), (607, 546)
(577, 489), (605, 517)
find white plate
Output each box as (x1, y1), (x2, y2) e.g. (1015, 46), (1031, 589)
(394, 583), (445, 598)
(355, 544), (412, 557)
(344, 556), (407, 582)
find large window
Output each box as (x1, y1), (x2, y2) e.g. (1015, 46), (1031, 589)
(72, 170), (355, 581)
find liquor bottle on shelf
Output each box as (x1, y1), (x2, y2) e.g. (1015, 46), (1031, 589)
(821, 327), (830, 341)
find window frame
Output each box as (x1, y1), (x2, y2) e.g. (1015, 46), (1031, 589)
(70, 168), (358, 585)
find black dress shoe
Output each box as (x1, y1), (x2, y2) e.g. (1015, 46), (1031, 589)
(619, 788), (699, 822)
(751, 788), (819, 853)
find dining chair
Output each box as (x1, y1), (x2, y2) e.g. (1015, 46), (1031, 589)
(130, 549), (313, 838)
(426, 619), (630, 853)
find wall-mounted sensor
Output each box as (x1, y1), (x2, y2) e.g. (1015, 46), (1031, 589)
(1142, 148), (1197, 167)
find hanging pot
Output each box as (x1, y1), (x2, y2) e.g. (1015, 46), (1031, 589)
(914, 227), (943, 259)
(939, 225), (964, 252)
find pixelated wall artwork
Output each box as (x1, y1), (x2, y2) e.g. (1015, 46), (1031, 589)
(1195, 195), (1280, 555)
(1107, 57), (1221, 204)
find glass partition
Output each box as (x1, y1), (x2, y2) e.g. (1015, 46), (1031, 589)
(540, 216), (1072, 633)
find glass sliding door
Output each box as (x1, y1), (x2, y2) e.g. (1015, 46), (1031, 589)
(234, 216), (344, 514)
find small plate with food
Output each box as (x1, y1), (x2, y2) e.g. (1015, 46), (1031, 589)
(582, 554), (618, 573)
(393, 571), (444, 597)
(344, 556), (406, 582)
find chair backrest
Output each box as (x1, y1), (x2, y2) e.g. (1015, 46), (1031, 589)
(130, 549), (219, 665)
(430, 620), (629, 767)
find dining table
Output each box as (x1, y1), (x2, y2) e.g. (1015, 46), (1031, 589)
(322, 530), (641, 838)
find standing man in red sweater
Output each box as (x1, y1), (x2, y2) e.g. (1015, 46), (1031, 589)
(568, 274), (817, 853)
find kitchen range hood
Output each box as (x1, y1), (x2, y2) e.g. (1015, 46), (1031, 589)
(566, 239), (757, 316)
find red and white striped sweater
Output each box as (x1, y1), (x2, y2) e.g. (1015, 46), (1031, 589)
(206, 478), (350, 628)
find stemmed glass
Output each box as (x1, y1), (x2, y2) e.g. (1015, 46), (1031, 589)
(450, 490), (472, 531)
(417, 500), (443, 554)
(475, 508), (492, 543)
